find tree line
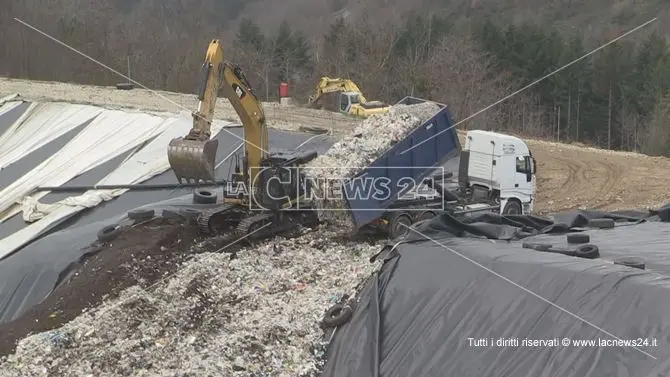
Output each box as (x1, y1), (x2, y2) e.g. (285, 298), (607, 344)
(475, 20), (670, 154)
(234, 14), (670, 155)
(2, 4), (669, 156)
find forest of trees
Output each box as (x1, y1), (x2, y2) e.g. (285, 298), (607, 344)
(2, 2), (670, 155)
(233, 15), (670, 155)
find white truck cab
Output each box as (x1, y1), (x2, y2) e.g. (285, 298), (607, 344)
(458, 130), (536, 215)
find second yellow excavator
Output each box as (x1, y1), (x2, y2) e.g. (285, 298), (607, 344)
(167, 40), (320, 240)
(306, 77), (390, 118)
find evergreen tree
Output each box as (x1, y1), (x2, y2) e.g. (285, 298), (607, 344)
(272, 21), (312, 81)
(235, 18), (265, 52)
(632, 32), (670, 117)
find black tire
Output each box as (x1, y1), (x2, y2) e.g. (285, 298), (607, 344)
(127, 208), (155, 222)
(567, 233), (590, 244)
(162, 209), (186, 221)
(574, 244), (600, 259)
(588, 218), (615, 229)
(97, 225), (121, 242)
(116, 82), (134, 90)
(193, 189), (217, 204)
(321, 304), (353, 328)
(298, 126), (328, 134)
(417, 211), (436, 222)
(502, 200), (522, 215)
(613, 256), (645, 270)
(522, 242), (553, 251)
(179, 208), (201, 219)
(389, 214), (413, 239)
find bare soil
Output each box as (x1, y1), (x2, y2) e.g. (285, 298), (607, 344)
(454, 132), (670, 214)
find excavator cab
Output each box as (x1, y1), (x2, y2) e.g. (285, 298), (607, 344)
(339, 92), (360, 114)
(252, 151), (318, 210)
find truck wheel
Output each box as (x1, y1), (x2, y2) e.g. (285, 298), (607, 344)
(193, 189), (217, 204)
(502, 200), (522, 215)
(389, 214), (412, 239)
(417, 211), (436, 222)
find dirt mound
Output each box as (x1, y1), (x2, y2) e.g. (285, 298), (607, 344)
(0, 218), (200, 359)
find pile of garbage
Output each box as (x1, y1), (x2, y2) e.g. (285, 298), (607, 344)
(303, 101), (441, 228)
(0, 226), (384, 377)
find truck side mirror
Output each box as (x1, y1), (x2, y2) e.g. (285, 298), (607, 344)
(531, 157), (537, 174)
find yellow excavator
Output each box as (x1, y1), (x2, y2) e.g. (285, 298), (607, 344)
(167, 39), (319, 239)
(307, 77), (390, 118)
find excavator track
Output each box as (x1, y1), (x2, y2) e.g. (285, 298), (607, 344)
(197, 203), (239, 235)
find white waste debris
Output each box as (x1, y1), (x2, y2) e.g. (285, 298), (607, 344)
(0, 227), (384, 377)
(303, 101), (441, 228)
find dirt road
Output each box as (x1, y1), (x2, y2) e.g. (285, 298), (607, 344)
(3, 78), (669, 213)
(528, 139), (670, 214)
(456, 131), (670, 213)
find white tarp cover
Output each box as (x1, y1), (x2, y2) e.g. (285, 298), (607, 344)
(0, 109), (170, 222)
(0, 93), (20, 105)
(0, 114), (229, 258)
(0, 102), (103, 169)
(0, 100), (23, 118)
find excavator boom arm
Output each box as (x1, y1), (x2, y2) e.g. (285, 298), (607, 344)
(219, 61), (268, 185)
(167, 39), (268, 184)
(308, 77), (367, 104)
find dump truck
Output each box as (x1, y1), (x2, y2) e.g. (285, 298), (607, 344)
(339, 96), (537, 238)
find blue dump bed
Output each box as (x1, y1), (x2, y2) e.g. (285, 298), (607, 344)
(342, 96), (462, 229)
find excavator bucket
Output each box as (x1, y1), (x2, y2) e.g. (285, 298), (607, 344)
(167, 137), (219, 183)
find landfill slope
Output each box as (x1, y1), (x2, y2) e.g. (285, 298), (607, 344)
(0, 227), (383, 377)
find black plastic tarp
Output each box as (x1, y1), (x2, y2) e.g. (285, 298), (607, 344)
(0, 125), (335, 323)
(323, 206), (670, 377)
